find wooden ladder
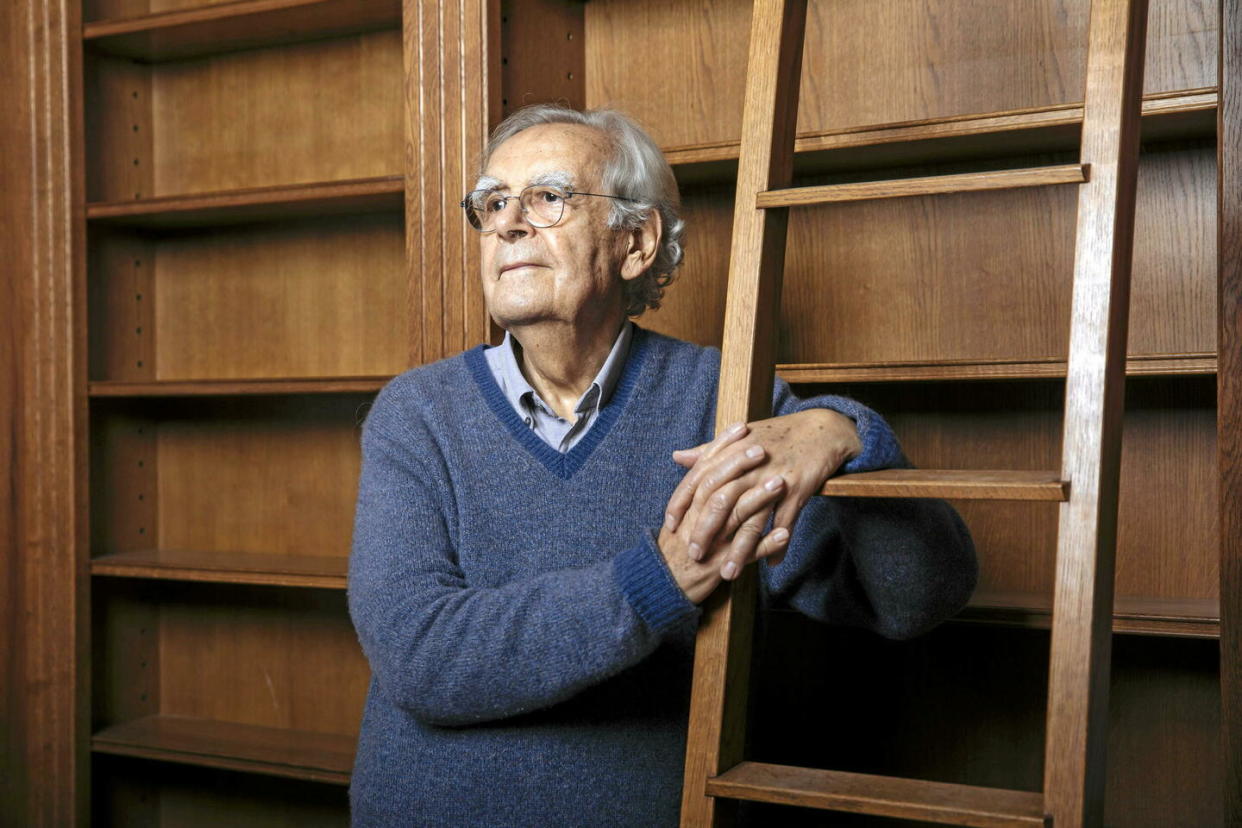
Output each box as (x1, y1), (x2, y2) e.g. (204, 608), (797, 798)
(680, 1), (1149, 826)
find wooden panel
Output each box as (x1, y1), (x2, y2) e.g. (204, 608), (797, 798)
(87, 175), (403, 228)
(93, 715), (354, 783)
(87, 31), (402, 201)
(1221, 1), (1242, 823)
(94, 581), (368, 737)
(89, 231), (156, 383)
(155, 397), (364, 558)
(84, 0), (401, 62)
(91, 549), (348, 588)
(93, 758), (348, 828)
(89, 377), (391, 396)
(89, 215), (406, 382)
(157, 586), (366, 734)
(646, 144), (1214, 366)
(584, 0), (1216, 152)
(745, 624), (1221, 828)
(84, 55), (153, 203)
(832, 377), (1218, 605)
(405, 0), (496, 365)
(499, 0), (584, 116)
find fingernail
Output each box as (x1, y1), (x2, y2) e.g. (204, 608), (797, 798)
(726, 422), (745, 435)
(688, 542), (702, 561)
(764, 476), (783, 491)
(664, 513), (676, 530)
(721, 561), (738, 580)
(771, 528), (789, 544)
(746, 445), (764, 459)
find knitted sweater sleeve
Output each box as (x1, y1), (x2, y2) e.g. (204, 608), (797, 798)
(347, 393), (699, 727)
(761, 377), (978, 639)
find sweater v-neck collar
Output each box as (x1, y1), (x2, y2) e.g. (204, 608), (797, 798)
(464, 325), (652, 480)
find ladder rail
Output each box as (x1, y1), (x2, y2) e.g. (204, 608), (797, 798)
(678, 0), (806, 825)
(1045, 0), (1149, 824)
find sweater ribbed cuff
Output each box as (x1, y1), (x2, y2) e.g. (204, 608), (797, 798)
(813, 396), (907, 473)
(615, 530), (699, 636)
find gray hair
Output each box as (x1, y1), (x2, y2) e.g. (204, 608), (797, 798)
(481, 105), (685, 317)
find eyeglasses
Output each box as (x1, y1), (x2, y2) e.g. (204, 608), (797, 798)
(460, 185), (638, 233)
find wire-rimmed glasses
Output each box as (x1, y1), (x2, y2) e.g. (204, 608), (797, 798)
(460, 185), (637, 233)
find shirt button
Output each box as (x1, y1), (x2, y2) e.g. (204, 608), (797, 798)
(524, 417), (532, 426)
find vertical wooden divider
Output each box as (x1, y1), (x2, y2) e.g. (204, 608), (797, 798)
(405, 0), (497, 366)
(1044, 0), (1148, 826)
(11, 0), (89, 823)
(1220, 0), (1242, 823)
(680, 1), (806, 825)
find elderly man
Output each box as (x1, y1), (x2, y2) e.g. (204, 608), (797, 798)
(348, 105), (975, 826)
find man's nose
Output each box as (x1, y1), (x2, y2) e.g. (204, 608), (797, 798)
(492, 198), (531, 240)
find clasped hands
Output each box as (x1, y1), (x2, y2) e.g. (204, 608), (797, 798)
(657, 409), (861, 604)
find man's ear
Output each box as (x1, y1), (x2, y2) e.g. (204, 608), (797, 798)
(620, 209), (663, 282)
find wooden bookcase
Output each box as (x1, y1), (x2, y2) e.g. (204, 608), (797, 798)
(4, 0), (1233, 823)
(78, 0), (408, 822)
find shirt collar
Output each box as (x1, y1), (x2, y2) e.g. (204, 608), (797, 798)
(486, 321), (634, 419)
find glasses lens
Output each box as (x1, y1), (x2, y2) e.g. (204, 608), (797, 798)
(521, 186), (567, 228)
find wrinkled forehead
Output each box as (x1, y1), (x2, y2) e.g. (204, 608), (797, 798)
(477, 123), (611, 191)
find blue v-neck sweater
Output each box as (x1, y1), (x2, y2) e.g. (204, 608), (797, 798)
(348, 327), (976, 826)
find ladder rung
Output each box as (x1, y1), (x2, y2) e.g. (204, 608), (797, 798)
(707, 762), (1048, 828)
(820, 469), (1068, 501)
(756, 163), (1088, 208)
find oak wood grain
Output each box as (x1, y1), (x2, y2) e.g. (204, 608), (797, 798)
(91, 548), (348, 588)
(663, 90), (1218, 168)
(756, 164), (1087, 208)
(820, 469), (1067, 502)
(1044, 2), (1150, 825)
(89, 377), (391, 396)
(87, 31), (402, 201)
(961, 592), (1220, 638)
(87, 175), (404, 228)
(92, 714), (354, 784)
(1219, 0), (1242, 822)
(89, 215), (407, 382)
(776, 353), (1216, 384)
(681, 3), (806, 824)
(585, 0), (1215, 151)
(84, 0), (401, 61)
(706, 761), (1047, 828)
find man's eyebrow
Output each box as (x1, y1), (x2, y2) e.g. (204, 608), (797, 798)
(473, 175), (502, 192)
(529, 171), (574, 189)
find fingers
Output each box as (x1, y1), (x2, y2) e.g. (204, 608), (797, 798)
(687, 470), (781, 559)
(664, 422), (750, 532)
(720, 509), (791, 581)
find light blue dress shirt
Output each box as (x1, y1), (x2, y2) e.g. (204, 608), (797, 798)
(484, 321), (634, 453)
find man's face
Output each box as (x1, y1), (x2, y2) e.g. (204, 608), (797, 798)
(476, 123), (631, 333)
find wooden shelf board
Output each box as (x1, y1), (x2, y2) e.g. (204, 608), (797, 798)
(91, 549), (347, 588)
(669, 90), (1216, 181)
(88, 376), (392, 396)
(777, 353), (1216, 383)
(821, 469), (1068, 502)
(757, 164), (1086, 207)
(92, 715), (353, 784)
(84, 0), (402, 62)
(958, 592), (1220, 639)
(707, 761), (1046, 827)
(86, 176), (403, 229)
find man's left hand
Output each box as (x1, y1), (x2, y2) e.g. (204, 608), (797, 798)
(664, 409), (861, 578)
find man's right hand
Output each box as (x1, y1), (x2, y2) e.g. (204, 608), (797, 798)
(657, 424), (791, 604)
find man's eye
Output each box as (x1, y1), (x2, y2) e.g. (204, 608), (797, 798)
(537, 189), (564, 204)
(484, 196), (507, 212)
